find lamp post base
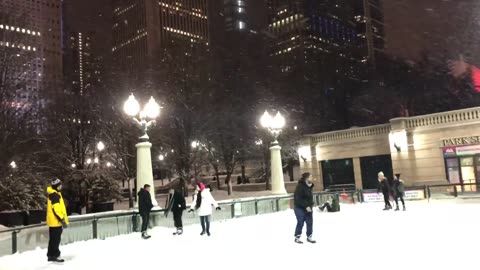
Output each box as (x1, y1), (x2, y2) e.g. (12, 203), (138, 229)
(136, 141), (158, 206)
(270, 144), (287, 195)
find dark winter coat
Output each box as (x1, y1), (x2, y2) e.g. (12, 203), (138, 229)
(331, 197), (340, 212)
(138, 188), (153, 215)
(393, 179), (405, 196)
(378, 179), (391, 195)
(170, 190), (186, 212)
(294, 179), (314, 210)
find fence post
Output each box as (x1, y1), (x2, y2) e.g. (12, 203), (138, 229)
(92, 219), (98, 239)
(315, 195), (320, 206)
(132, 214), (138, 232)
(11, 230), (18, 254)
(454, 185), (458, 197)
(275, 199), (280, 212)
(230, 203), (235, 218)
(254, 200), (259, 215)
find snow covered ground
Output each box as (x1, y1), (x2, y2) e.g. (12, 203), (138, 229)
(1, 200), (479, 270)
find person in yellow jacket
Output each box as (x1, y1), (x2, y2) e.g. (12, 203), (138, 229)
(46, 178), (69, 263)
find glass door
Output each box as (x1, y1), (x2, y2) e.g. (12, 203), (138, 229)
(475, 156), (480, 192)
(460, 157), (476, 192)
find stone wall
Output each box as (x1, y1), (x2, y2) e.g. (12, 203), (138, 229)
(300, 107), (480, 190)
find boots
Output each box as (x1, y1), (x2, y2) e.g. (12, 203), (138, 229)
(173, 228), (183, 235)
(48, 257), (65, 263)
(403, 205), (406, 211)
(319, 204), (326, 211)
(395, 205), (399, 211)
(141, 232), (151, 239)
(294, 236), (303, 244)
(307, 236), (316, 244)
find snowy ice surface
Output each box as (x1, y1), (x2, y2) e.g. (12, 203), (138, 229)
(0, 200), (478, 270)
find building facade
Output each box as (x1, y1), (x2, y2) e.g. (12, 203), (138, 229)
(298, 107), (480, 192)
(112, 0), (209, 70)
(0, 0), (63, 110)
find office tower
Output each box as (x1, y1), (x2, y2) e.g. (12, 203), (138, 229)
(0, 0), (63, 110)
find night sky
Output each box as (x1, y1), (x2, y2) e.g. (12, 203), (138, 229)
(384, 0), (480, 64)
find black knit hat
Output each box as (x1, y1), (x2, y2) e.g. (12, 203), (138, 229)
(51, 178), (62, 187)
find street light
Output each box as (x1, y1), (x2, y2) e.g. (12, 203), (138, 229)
(71, 164), (76, 168)
(106, 162), (112, 167)
(159, 154), (164, 161)
(97, 141), (105, 151)
(260, 110), (287, 194)
(191, 141), (199, 148)
(86, 158), (92, 165)
(94, 157), (99, 164)
(124, 94), (160, 141)
(123, 93), (161, 207)
(9, 161), (16, 169)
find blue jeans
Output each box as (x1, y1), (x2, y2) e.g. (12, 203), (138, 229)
(294, 207), (313, 237)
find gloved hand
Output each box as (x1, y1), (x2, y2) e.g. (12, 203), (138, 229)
(61, 219), (68, 228)
(306, 207), (312, 213)
(216, 207), (221, 211)
(188, 209), (194, 213)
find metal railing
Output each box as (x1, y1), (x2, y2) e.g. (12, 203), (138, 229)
(2, 184), (477, 257)
(0, 192), (339, 257)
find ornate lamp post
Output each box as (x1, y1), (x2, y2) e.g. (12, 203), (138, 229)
(123, 93), (161, 206)
(260, 111), (287, 194)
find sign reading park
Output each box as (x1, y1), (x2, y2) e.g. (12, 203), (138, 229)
(443, 136), (480, 147)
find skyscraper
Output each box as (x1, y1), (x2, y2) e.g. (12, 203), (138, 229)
(0, 0), (63, 110)
(265, 0), (385, 131)
(112, 0), (209, 70)
(63, 0), (111, 97)
(356, 0), (385, 69)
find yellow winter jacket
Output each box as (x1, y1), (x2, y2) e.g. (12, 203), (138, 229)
(46, 186), (69, 227)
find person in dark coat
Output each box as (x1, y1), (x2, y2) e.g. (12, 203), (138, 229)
(138, 184), (153, 239)
(377, 171), (392, 210)
(319, 193), (340, 212)
(167, 184), (187, 235)
(393, 173), (406, 211)
(293, 172), (316, 244)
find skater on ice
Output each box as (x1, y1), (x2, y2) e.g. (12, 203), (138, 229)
(377, 171), (392, 210)
(189, 182), (221, 236)
(293, 172), (316, 244)
(138, 184), (154, 239)
(319, 193), (340, 212)
(46, 178), (69, 263)
(166, 183), (187, 235)
(393, 173), (406, 211)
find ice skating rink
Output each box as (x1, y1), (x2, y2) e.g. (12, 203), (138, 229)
(1, 200), (478, 270)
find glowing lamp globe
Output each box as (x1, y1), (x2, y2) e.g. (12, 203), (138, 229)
(124, 94), (140, 116)
(271, 112), (285, 130)
(260, 111), (273, 128)
(144, 96), (161, 119)
(97, 141), (105, 151)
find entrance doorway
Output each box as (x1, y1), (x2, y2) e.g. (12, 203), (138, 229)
(445, 156), (480, 192)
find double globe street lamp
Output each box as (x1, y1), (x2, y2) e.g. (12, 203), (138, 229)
(124, 94), (161, 206)
(260, 111), (287, 194)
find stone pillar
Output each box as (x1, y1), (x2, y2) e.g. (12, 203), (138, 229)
(136, 141), (158, 206)
(353, 157), (363, 189)
(270, 144), (287, 194)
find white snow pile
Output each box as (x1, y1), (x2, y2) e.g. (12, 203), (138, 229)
(0, 200), (479, 270)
